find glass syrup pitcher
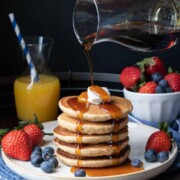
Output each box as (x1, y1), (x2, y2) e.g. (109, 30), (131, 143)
(73, 0), (180, 52)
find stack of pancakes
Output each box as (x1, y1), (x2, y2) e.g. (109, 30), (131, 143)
(53, 95), (133, 168)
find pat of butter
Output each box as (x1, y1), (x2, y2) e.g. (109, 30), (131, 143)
(87, 87), (110, 105)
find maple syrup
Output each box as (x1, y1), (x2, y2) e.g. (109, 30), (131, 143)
(89, 85), (110, 102)
(112, 120), (120, 133)
(100, 103), (122, 119)
(71, 159), (144, 177)
(76, 120), (84, 132)
(67, 97), (89, 119)
(67, 44), (129, 173)
(84, 48), (94, 86)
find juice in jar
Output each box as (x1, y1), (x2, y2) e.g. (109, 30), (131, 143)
(14, 74), (60, 122)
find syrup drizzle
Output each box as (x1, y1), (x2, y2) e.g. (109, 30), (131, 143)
(67, 97), (89, 120)
(100, 103), (122, 119)
(112, 120), (120, 133)
(68, 86), (122, 120)
(89, 85), (110, 102)
(68, 46), (124, 168)
(71, 159), (144, 177)
(84, 49), (94, 86)
(76, 120), (84, 132)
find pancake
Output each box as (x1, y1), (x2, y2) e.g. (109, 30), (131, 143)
(56, 145), (130, 168)
(57, 113), (128, 135)
(53, 126), (128, 144)
(54, 137), (129, 157)
(59, 96), (132, 122)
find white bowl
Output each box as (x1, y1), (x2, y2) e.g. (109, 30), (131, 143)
(123, 88), (180, 124)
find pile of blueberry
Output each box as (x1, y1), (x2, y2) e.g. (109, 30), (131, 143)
(30, 146), (59, 173)
(144, 149), (169, 163)
(151, 72), (173, 93)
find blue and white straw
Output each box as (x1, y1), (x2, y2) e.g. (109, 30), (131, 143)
(8, 13), (39, 88)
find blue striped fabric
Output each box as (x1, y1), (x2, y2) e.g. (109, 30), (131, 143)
(0, 151), (25, 180)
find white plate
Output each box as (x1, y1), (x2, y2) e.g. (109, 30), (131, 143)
(2, 121), (178, 180)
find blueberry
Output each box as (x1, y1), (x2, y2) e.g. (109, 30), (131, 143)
(155, 86), (165, 93)
(158, 79), (168, 88)
(131, 159), (142, 167)
(31, 155), (44, 167)
(151, 73), (163, 83)
(33, 146), (42, 154)
(43, 147), (55, 155)
(31, 151), (42, 159)
(48, 157), (59, 168)
(40, 161), (54, 173)
(42, 147), (55, 160)
(144, 149), (157, 162)
(74, 169), (86, 177)
(157, 151), (169, 163)
(165, 87), (173, 93)
(42, 152), (54, 161)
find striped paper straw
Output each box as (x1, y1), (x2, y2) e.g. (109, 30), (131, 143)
(8, 13), (39, 88)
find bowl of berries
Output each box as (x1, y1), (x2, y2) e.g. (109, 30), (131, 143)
(120, 56), (180, 124)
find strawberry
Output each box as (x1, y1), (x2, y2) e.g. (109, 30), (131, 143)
(145, 122), (171, 153)
(120, 66), (142, 91)
(138, 81), (157, 93)
(24, 124), (44, 147)
(137, 57), (166, 78)
(2, 130), (32, 161)
(145, 131), (171, 152)
(164, 73), (180, 92)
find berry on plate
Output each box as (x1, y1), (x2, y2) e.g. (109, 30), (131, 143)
(131, 159), (142, 167)
(42, 147), (55, 161)
(144, 149), (157, 162)
(48, 157), (59, 168)
(74, 169), (86, 177)
(120, 66), (142, 91)
(40, 161), (54, 173)
(31, 154), (44, 167)
(1, 130), (32, 161)
(145, 123), (171, 153)
(24, 124), (44, 147)
(157, 151), (169, 163)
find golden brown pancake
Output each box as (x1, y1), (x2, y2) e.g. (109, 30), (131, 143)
(59, 96), (133, 122)
(54, 137), (129, 157)
(53, 126), (128, 144)
(56, 145), (130, 168)
(57, 113), (128, 135)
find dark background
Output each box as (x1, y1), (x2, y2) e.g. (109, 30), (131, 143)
(0, 0), (180, 77)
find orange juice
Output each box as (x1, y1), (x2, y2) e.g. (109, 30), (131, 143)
(14, 74), (60, 122)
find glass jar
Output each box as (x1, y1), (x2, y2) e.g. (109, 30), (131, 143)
(14, 36), (60, 122)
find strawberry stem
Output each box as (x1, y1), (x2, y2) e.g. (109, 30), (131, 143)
(158, 122), (168, 132)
